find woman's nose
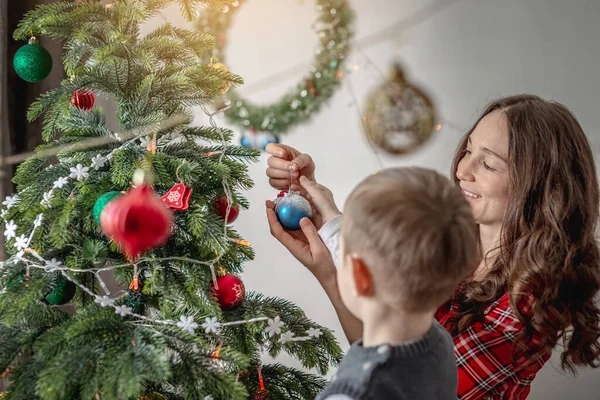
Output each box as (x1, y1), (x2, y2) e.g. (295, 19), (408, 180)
(456, 158), (475, 181)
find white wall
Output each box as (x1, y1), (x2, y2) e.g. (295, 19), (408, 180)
(154, 0), (600, 398)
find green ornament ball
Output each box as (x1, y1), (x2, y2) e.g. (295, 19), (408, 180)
(45, 275), (76, 305)
(6, 272), (75, 305)
(93, 191), (122, 225)
(13, 39), (53, 83)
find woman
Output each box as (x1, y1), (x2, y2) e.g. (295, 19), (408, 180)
(264, 95), (600, 399)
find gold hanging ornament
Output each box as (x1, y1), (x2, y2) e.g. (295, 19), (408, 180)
(208, 56), (232, 95)
(363, 64), (436, 155)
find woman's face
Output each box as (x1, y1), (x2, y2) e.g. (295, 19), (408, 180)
(456, 109), (511, 227)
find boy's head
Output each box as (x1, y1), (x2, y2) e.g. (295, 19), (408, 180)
(338, 167), (478, 319)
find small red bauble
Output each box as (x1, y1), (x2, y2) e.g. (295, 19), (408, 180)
(100, 185), (173, 261)
(70, 89), (96, 111)
(252, 391), (269, 400)
(210, 273), (246, 311)
(213, 196), (239, 223)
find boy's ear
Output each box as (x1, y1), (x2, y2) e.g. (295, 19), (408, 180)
(351, 257), (373, 297)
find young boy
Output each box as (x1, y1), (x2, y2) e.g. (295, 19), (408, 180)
(298, 167), (478, 400)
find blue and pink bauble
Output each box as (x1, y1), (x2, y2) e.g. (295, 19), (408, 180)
(274, 192), (312, 230)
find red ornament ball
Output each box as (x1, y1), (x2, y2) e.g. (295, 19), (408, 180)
(100, 185), (173, 261)
(210, 273), (246, 311)
(70, 89), (96, 111)
(252, 391), (269, 400)
(213, 196), (239, 223)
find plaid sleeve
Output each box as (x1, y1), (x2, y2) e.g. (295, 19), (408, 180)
(453, 296), (544, 400)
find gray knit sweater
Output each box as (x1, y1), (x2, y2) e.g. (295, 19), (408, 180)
(317, 321), (458, 400)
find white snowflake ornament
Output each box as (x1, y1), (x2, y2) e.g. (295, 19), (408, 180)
(177, 316), (199, 334)
(307, 328), (323, 338)
(95, 295), (115, 308)
(41, 191), (53, 207)
(45, 258), (62, 272)
(201, 317), (222, 334)
(69, 164), (89, 181)
(265, 316), (285, 337)
(53, 177), (69, 189)
(115, 305), (133, 317)
(2, 195), (18, 209)
(91, 154), (108, 170)
(279, 331), (296, 344)
(4, 220), (17, 240)
(14, 234), (28, 251)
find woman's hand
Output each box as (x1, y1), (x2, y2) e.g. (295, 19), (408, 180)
(265, 143), (316, 194)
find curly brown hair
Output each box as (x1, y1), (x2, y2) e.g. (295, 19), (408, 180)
(449, 94), (600, 373)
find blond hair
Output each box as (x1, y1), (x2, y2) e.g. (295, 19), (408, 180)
(341, 167), (478, 312)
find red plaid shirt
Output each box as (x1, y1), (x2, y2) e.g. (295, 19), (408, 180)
(435, 293), (550, 399)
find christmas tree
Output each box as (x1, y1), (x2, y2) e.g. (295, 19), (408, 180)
(0, 1), (342, 399)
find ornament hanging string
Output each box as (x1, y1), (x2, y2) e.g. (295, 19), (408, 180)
(288, 162), (296, 192)
(344, 67), (383, 170)
(175, 161), (186, 184)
